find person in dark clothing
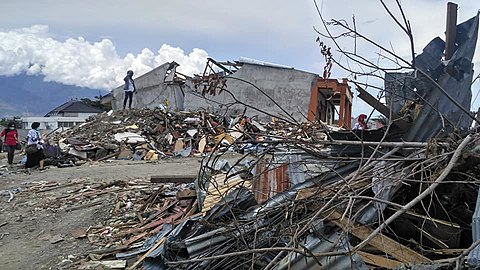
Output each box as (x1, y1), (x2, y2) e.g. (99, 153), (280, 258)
(0, 122), (18, 166)
(26, 122), (47, 171)
(123, 70), (136, 109)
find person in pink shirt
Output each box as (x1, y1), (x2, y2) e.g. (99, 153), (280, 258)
(352, 114), (368, 130)
(0, 122), (19, 166)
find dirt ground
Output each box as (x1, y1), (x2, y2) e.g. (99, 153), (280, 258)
(0, 151), (241, 270)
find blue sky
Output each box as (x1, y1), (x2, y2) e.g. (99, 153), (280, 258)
(0, 0), (479, 116)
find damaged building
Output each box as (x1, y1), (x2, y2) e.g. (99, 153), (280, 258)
(39, 4), (480, 270)
(104, 57), (352, 127)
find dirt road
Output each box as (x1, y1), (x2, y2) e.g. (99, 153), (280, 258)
(0, 153), (239, 270)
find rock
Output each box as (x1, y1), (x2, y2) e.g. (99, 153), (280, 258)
(71, 227), (87, 239)
(49, 234), (64, 244)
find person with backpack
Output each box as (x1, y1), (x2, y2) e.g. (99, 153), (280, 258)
(0, 122), (19, 167)
(25, 122), (47, 172)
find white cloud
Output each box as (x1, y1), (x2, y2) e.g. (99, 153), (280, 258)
(0, 25), (209, 90)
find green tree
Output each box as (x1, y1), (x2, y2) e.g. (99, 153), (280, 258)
(0, 117), (21, 128)
(81, 96), (112, 111)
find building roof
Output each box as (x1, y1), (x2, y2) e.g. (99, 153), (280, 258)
(45, 100), (103, 116)
(237, 57), (294, 69)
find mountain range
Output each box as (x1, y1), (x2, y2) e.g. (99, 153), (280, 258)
(0, 74), (108, 117)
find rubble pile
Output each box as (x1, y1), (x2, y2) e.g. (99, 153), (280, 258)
(49, 109), (230, 164)
(59, 130), (480, 270)
(47, 108), (334, 167)
(9, 177), (198, 269)
(62, 13), (480, 267)
(7, 10), (476, 270)
(119, 133), (476, 269)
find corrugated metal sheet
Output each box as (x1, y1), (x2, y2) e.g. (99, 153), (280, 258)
(251, 151), (340, 204)
(386, 13), (479, 142)
(253, 158), (290, 203)
(468, 186), (480, 264)
(185, 228), (229, 257)
(274, 231), (368, 270)
(155, 161), (361, 269)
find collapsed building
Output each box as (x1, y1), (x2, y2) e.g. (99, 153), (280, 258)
(49, 6), (480, 270)
(104, 57), (352, 127)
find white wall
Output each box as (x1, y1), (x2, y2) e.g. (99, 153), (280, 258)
(20, 116), (95, 132)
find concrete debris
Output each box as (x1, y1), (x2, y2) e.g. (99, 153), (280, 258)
(41, 108), (292, 168)
(49, 234), (64, 244)
(5, 9), (480, 270)
(59, 12), (477, 270)
(34, 108), (334, 169)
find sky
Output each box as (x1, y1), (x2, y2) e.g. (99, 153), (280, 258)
(0, 0), (479, 116)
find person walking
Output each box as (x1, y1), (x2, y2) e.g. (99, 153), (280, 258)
(25, 122), (47, 172)
(0, 122), (18, 167)
(123, 70), (136, 109)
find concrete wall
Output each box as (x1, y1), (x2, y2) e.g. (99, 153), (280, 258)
(185, 64), (318, 121)
(111, 62), (318, 122)
(111, 63), (184, 110)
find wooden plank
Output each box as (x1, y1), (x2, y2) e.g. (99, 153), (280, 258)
(355, 84), (410, 130)
(431, 249), (464, 256)
(198, 136), (207, 153)
(445, 2), (458, 60)
(412, 224), (449, 249)
(100, 260), (126, 269)
(176, 189), (197, 200)
(402, 209), (460, 228)
(138, 199), (177, 227)
(326, 210), (431, 264)
(122, 232), (148, 246)
(296, 179), (369, 201)
(201, 174), (250, 213)
(150, 174), (197, 183)
(356, 251), (402, 268)
(81, 260), (127, 269)
(127, 237), (166, 270)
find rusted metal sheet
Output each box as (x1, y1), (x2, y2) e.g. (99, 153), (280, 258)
(253, 159), (290, 203)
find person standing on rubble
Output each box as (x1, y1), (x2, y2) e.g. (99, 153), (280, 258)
(123, 70), (136, 109)
(25, 122), (47, 172)
(352, 114), (368, 130)
(0, 122), (19, 167)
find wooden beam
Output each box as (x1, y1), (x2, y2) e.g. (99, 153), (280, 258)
(320, 140), (448, 148)
(295, 179), (370, 201)
(127, 237), (167, 270)
(307, 84), (319, 122)
(82, 260), (127, 269)
(395, 208), (461, 248)
(355, 84), (410, 130)
(150, 174), (197, 183)
(339, 93), (346, 128)
(445, 2), (458, 60)
(207, 58), (234, 75)
(356, 251), (402, 269)
(176, 189), (197, 200)
(326, 210), (431, 264)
